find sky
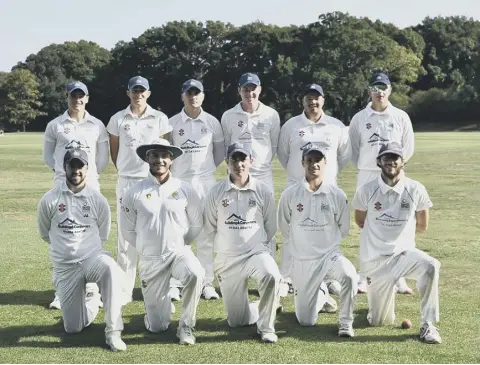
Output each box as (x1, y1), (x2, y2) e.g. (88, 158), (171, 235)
(1, 0), (479, 72)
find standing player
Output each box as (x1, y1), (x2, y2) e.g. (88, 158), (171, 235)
(120, 139), (205, 345)
(168, 79), (225, 301)
(203, 143), (281, 343)
(352, 142), (441, 344)
(42, 80), (108, 310)
(277, 83), (349, 299)
(349, 72), (415, 294)
(277, 145), (357, 336)
(106, 76), (172, 305)
(37, 150), (126, 351)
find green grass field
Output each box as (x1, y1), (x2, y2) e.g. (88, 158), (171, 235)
(0, 132), (479, 363)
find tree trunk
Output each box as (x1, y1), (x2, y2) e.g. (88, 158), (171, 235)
(22, 122), (26, 132)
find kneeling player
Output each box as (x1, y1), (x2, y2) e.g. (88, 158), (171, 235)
(352, 142), (441, 344)
(277, 145), (357, 337)
(204, 143), (281, 343)
(37, 150), (125, 351)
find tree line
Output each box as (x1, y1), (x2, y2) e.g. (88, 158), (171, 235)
(1, 12), (479, 132)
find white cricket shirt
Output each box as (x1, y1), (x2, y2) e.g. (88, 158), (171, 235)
(278, 112), (349, 185)
(352, 175), (432, 263)
(106, 105), (172, 178)
(44, 110), (108, 184)
(221, 102), (281, 180)
(203, 176), (276, 256)
(168, 108), (224, 180)
(349, 102), (414, 171)
(37, 183), (111, 264)
(277, 179), (349, 260)
(120, 174), (203, 257)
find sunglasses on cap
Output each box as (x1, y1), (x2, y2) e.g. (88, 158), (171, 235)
(368, 84), (389, 93)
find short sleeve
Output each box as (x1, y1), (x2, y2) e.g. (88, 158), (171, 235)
(416, 184), (433, 211)
(352, 186), (368, 211)
(106, 115), (120, 136)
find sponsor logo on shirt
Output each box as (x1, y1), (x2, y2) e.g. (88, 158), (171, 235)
(222, 199), (230, 207)
(401, 199), (410, 209)
(367, 133), (389, 145)
(180, 139), (207, 153)
(58, 217), (90, 234)
(298, 217), (328, 231)
(59, 203), (66, 212)
(201, 127), (208, 134)
(248, 197), (256, 207)
(65, 140), (90, 152)
(299, 130), (305, 137)
(321, 202), (330, 212)
(179, 129), (185, 136)
(374, 202), (382, 211)
(224, 213), (256, 230)
(146, 193), (152, 200)
(124, 124), (131, 131)
(63, 127), (71, 134)
(300, 141), (330, 152)
(375, 213), (408, 227)
(366, 123), (371, 130)
(297, 203), (304, 212)
(172, 191), (179, 200)
(82, 202), (90, 217)
(238, 120), (244, 127)
(125, 138), (139, 148)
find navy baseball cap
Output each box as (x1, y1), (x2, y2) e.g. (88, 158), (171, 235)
(128, 76), (150, 90)
(377, 142), (403, 159)
(64, 149), (89, 166)
(370, 72), (391, 86)
(238, 73), (261, 87)
(303, 84), (324, 96)
(66, 81), (88, 95)
(182, 79), (204, 93)
(302, 143), (327, 159)
(226, 142), (252, 158)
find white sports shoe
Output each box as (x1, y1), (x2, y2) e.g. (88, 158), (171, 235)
(257, 329), (278, 343)
(357, 279), (368, 294)
(202, 285), (219, 300)
(177, 324), (195, 345)
(420, 323), (442, 344)
(106, 333), (127, 352)
(338, 323), (355, 337)
(395, 277), (413, 294)
(326, 280), (341, 296)
(320, 295), (338, 313)
(49, 294), (61, 310)
(279, 279), (290, 297)
(169, 287), (181, 302)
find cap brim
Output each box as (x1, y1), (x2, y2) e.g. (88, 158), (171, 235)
(239, 82), (260, 87)
(303, 89), (324, 96)
(303, 149), (326, 157)
(183, 86), (203, 93)
(370, 81), (390, 86)
(136, 144), (183, 162)
(227, 149), (251, 158)
(65, 157), (88, 165)
(129, 85), (148, 90)
(68, 88), (88, 94)
(377, 150), (403, 158)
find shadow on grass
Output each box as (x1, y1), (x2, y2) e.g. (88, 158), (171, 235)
(0, 290), (56, 307)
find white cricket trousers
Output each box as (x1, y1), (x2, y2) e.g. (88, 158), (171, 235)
(361, 248), (440, 326)
(182, 176), (217, 286)
(53, 179), (101, 298)
(53, 251), (124, 334)
(214, 249), (281, 334)
(139, 248), (205, 332)
(116, 176), (144, 301)
(292, 252), (357, 326)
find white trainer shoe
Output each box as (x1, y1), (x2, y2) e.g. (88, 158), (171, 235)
(326, 280), (341, 296)
(169, 287), (181, 302)
(320, 295), (338, 313)
(106, 333), (127, 352)
(177, 324), (195, 345)
(338, 323), (355, 337)
(257, 329), (278, 343)
(357, 279), (368, 294)
(420, 323), (442, 344)
(395, 277), (413, 294)
(202, 284), (220, 300)
(49, 294), (61, 310)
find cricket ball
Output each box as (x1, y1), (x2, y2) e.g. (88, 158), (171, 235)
(401, 319), (412, 329)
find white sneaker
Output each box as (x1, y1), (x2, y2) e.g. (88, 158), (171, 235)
(327, 280), (341, 296)
(395, 278), (413, 294)
(169, 287), (181, 302)
(338, 323), (355, 337)
(49, 294), (61, 310)
(177, 324), (195, 345)
(106, 334), (127, 352)
(202, 285), (219, 300)
(320, 295), (338, 313)
(257, 329), (278, 343)
(420, 323), (442, 344)
(279, 279), (290, 297)
(357, 279), (368, 294)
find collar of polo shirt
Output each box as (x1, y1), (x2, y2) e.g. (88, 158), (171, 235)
(226, 175), (257, 191)
(60, 181), (90, 196)
(301, 111), (327, 125)
(180, 108), (207, 123)
(366, 102), (393, 117)
(301, 178), (330, 194)
(234, 101), (264, 116)
(125, 104), (156, 118)
(147, 170), (175, 186)
(60, 110), (92, 124)
(377, 171), (406, 195)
